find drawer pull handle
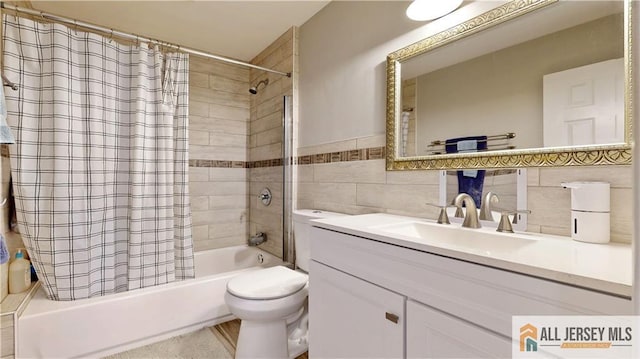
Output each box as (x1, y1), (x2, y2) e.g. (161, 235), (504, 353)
(385, 312), (399, 324)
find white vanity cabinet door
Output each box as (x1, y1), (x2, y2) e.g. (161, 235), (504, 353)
(406, 300), (511, 359)
(309, 261), (405, 359)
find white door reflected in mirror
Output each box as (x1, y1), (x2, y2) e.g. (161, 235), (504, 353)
(543, 58), (624, 147)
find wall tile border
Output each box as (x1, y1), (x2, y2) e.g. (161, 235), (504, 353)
(296, 146), (385, 165)
(189, 146), (386, 169)
(189, 159), (246, 168)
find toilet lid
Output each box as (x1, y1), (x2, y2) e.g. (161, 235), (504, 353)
(227, 266), (308, 300)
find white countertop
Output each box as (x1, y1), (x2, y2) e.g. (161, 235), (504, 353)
(311, 213), (632, 298)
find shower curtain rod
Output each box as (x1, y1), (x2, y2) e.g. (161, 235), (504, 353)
(0, 3), (292, 78)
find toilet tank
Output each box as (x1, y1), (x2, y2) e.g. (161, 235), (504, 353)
(293, 209), (347, 272)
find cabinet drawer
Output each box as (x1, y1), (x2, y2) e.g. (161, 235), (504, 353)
(311, 227), (631, 338)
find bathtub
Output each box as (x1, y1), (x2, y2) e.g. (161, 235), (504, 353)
(17, 245), (283, 358)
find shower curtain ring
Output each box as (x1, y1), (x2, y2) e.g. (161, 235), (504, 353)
(0, 198), (7, 206)
(109, 29), (114, 43)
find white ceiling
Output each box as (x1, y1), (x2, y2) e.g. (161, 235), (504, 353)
(29, 1), (331, 62)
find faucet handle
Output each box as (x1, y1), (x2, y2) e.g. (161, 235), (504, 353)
(425, 202), (455, 208)
(447, 199), (465, 218)
(424, 203), (451, 225)
(497, 213), (514, 233)
(494, 208), (531, 233)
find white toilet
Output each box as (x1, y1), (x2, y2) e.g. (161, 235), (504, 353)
(224, 209), (346, 359)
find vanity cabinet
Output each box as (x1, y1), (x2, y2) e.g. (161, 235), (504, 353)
(309, 261), (405, 358)
(309, 226), (632, 358)
(406, 300), (511, 358)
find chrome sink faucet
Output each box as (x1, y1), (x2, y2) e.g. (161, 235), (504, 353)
(454, 193), (481, 229)
(479, 192), (499, 221)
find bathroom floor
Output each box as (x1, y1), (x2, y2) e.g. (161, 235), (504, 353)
(104, 319), (308, 359)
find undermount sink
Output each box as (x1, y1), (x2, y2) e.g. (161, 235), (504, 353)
(370, 220), (538, 254)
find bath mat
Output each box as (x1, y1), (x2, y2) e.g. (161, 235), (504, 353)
(104, 327), (232, 359)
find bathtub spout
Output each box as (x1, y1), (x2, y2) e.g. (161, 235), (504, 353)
(248, 232), (267, 246)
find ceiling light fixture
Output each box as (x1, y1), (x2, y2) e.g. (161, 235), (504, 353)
(406, 0), (463, 21)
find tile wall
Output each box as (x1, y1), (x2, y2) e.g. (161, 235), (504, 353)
(248, 28), (296, 258)
(296, 135), (633, 244)
(527, 165), (632, 242)
(188, 57), (251, 252)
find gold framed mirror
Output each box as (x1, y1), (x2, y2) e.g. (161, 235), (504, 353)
(386, 0), (633, 170)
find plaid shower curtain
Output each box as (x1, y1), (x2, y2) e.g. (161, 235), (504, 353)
(3, 15), (195, 300)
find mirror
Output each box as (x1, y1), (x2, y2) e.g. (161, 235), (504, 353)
(386, 0), (633, 170)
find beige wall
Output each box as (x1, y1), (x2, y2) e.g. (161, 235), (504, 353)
(248, 28), (296, 259)
(188, 57), (251, 252)
(415, 14), (622, 153)
(298, 0), (500, 147)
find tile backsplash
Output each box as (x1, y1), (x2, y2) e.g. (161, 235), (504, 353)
(296, 135), (632, 243)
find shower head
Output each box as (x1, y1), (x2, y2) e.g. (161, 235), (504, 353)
(249, 79), (269, 95)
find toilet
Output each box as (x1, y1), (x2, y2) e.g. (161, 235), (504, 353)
(224, 209), (346, 359)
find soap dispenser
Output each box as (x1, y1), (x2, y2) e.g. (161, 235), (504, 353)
(561, 182), (610, 244)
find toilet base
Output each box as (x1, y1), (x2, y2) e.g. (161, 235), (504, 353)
(235, 316), (308, 359)
(226, 287), (309, 359)
(236, 319), (288, 359)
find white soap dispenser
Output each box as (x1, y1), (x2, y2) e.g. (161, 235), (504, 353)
(561, 182), (610, 244)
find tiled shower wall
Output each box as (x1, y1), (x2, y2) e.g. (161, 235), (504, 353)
(296, 135), (633, 244)
(188, 56), (250, 252)
(248, 28), (296, 258)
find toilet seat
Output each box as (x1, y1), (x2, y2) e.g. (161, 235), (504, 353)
(227, 266), (308, 300)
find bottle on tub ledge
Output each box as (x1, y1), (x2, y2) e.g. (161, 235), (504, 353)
(0, 233), (9, 300)
(9, 248), (32, 294)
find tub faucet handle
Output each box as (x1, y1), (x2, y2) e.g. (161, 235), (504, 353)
(248, 232), (267, 246)
(258, 188), (272, 206)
